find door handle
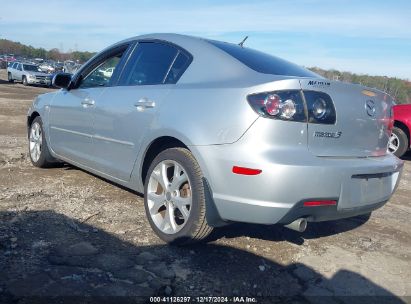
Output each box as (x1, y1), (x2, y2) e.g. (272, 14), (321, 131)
(134, 98), (155, 110)
(81, 98), (95, 106)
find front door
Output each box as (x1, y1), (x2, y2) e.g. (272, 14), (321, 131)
(48, 44), (131, 166)
(48, 88), (102, 165)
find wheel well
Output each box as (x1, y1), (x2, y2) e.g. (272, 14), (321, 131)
(394, 120), (410, 143)
(27, 112), (40, 136)
(141, 136), (189, 184)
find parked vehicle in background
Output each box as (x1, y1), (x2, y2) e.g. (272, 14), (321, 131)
(27, 34), (403, 244)
(63, 60), (81, 74)
(0, 54), (16, 69)
(389, 104), (411, 157)
(39, 63), (55, 73)
(7, 62), (52, 86)
(101, 67), (114, 78)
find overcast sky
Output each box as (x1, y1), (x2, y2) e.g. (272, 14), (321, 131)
(1, 0), (410, 79)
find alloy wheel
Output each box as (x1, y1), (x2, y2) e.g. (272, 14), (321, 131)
(147, 160), (192, 234)
(29, 122), (42, 162)
(388, 133), (399, 154)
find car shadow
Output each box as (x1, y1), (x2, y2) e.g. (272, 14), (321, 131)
(207, 214), (371, 245)
(401, 150), (411, 161)
(0, 210), (404, 303)
(0, 78), (16, 85)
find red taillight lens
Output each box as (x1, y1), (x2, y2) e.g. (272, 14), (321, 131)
(247, 90), (306, 122)
(265, 94), (281, 116)
(303, 200), (337, 207)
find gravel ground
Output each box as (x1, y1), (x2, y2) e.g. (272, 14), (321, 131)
(0, 69), (410, 303)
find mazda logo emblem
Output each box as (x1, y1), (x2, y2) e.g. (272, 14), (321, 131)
(365, 100), (376, 117)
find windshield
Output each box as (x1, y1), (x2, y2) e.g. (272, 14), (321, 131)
(208, 40), (320, 78)
(23, 64), (41, 72)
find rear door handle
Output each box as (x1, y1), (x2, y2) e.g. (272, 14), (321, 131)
(134, 98), (155, 110)
(81, 98), (95, 107)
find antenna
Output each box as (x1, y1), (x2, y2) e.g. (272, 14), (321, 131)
(238, 36), (248, 48)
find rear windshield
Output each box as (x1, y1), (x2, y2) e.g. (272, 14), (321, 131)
(208, 40), (319, 78)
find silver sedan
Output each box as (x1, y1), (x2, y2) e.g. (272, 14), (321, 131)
(27, 33), (404, 244)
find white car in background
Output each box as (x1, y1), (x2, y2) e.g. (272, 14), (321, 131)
(102, 67), (114, 77)
(39, 63), (55, 73)
(7, 62), (52, 86)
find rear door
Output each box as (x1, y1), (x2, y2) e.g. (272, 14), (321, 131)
(300, 79), (393, 157)
(91, 41), (191, 181)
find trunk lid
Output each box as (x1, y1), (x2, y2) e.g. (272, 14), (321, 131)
(300, 79), (393, 157)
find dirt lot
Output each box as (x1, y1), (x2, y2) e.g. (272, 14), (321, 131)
(0, 69), (410, 303)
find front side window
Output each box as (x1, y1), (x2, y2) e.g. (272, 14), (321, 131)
(123, 42), (181, 85)
(17, 64), (22, 71)
(79, 50), (125, 89)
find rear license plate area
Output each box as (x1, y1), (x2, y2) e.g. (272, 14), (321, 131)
(339, 172), (399, 209)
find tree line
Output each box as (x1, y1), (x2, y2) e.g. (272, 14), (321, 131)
(0, 39), (95, 63)
(309, 67), (410, 104)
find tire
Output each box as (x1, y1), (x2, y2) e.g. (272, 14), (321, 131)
(28, 116), (59, 168)
(22, 76), (28, 86)
(388, 127), (409, 158)
(144, 147), (213, 245)
(8, 73), (14, 83)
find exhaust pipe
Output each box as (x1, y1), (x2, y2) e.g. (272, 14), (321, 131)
(284, 218), (307, 232)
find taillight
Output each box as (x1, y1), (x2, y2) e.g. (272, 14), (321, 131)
(247, 90), (306, 122)
(304, 91), (336, 124)
(247, 90), (336, 124)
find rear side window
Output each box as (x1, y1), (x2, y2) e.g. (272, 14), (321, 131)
(122, 42), (190, 85)
(208, 40), (319, 78)
(164, 52), (190, 84)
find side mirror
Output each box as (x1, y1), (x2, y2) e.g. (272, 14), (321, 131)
(52, 73), (72, 89)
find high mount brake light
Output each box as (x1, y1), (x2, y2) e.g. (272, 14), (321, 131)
(247, 90), (336, 124)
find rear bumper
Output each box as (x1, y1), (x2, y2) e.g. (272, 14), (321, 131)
(277, 199), (387, 224)
(192, 140), (404, 226)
